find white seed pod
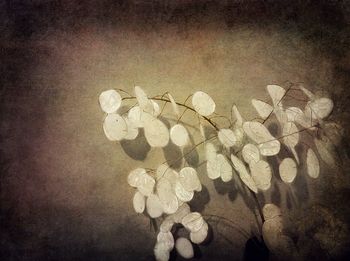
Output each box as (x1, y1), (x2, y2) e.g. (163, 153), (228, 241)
(157, 231), (174, 252)
(285, 107), (304, 122)
(175, 180), (194, 202)
(306, 148), (320, 178)
(179, 167), (201, 192)
(243, 121), (276, 144)
(262, 217), (284, 253)
(218, 154), (233, 182)
(282, 122), (299, 163)
(295, 108), (316, 129)
(262, 203), (282, 220)
(170, 203), (191, 223)
(205, 142), (217, 161)
(279, 158), (297, 183)
(267, 85), (286, 107)
(133, 191), (145, 213)
(252, 99), (273, 119)
(206, 158), (220, 180)
(137, 173), (155, 197)
(250, 160), (272, 191)
(182, 212), (204, 232)
(282, 122), (299, 147)
(274, 106), (288, 124)
(230, 154), (258, 193)
(127, 168), (147, 187)
(168, 93), (180, 117)
(157, 178), (178, 214)
(218, 128), (237, 147)
(151, 100), (161, 117)
(134, 86), (154, 114)
(103, 113), (127, 141)
(314, 137), (336, 166)
(190, 221), (208, 244)
(143, 113), (169, 147)
(128, 106), (143, 128)
(123, 116), (139, 140)
(175, 237), (194, 259)
(234, 127), (245, 147)
(99, 89), (122, 113)
(160, 216), (175, 233)
(232, 105), (244, 127)
(170, 124), (189, 147)
(146, 193), (163, 218)
(242, 144), (260, 165)
(192, 91), (216, 116)
(258, 140), (281, 156)
(307, 97), (333, 120)
(154, 242), (170, 261)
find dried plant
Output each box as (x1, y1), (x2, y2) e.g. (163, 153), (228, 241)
(98, 83), (341, 260)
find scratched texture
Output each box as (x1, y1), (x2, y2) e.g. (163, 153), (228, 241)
(0, 1), (350, 261)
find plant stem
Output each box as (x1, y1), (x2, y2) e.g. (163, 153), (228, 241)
(122, 96), (219, 131)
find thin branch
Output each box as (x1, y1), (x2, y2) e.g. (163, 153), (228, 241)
(122, 96), (220, 131)
(177, 107), (189, 123)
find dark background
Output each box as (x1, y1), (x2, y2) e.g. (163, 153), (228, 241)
(1, 1), (350, 260)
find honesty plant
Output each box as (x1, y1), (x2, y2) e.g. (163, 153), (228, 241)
(98, 83), (340, 260)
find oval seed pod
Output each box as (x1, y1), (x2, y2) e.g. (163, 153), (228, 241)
(175, 180), (194, 202)
(306, 148), (320, 178)
(314, 137), (337, 167)
(250, 160), (272, 191)
(157, 178), (178, 214)
(133, 191), (145, 213)
(179, 167), (201, 192)
(307, 97), (333, 120)
(192, 91), (216, 116)
(154, 242), (170, 261)
(123, 116), (139, 140)
(243, 121), (277, 144)
(143, 113), (169, 147)
(242, 144), (260, 165)
(282, 122), (299, 163)
(99, 89), (122, 113)
(231, 154), (258, 193)
(160, 216), (175, 233)
(262, 203), (282, 220)
(127, 168), (147, 187)
(146, 193), (163, 218)
(134, 86), (154, 114)
(168, 93), (180, 117)
(175, 237), (194, 259)
(218, 128), (237, 147)
(103, 113), (127, 141)
(128, 106), (143, 128)
(137, 172), (155, 197)
(157, 231), (174, 251)
(190, 222), (208, 244)
(279, 158), (297, 183)
(252, 99), (273, 119)
(266, 85), (286, 107)
(181, 212), (204, 232)
(170, 124), (189, 147)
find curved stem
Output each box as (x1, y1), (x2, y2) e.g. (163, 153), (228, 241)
(122, 96), (220, 131)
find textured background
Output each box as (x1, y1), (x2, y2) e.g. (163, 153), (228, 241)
(0, 1), (350, 260)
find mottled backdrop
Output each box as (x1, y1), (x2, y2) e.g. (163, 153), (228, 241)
(1, 1), (350, 261)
